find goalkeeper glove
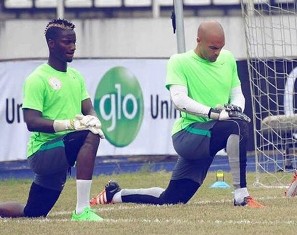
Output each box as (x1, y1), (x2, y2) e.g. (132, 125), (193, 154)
(208, 106), (251, 122)
(208, 108), (230, 120)
(224, 104), (242, 112)
(75, 115), (105, 139)
(75, 115), (100, 127)
(53, 116), (89, 132)
(53, 115), (105, 138)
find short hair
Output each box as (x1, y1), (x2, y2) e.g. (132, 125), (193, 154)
(45, 18), (75, 41)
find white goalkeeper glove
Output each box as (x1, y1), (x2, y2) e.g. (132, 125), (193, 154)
(53, 115), (105, 138)
(75, 115), (105, 139)
(53, 116), (88, 132)
(75, 115), (99, 127)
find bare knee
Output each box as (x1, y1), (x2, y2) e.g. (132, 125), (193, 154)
(84, 132), (100, 151)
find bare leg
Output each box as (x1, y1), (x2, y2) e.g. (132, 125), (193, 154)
(73, 132), (100, 214)
(0, 202), (25, 218)
(75, 132), (100, 180)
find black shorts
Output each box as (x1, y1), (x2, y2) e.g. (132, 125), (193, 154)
(28, 130), (90, 190)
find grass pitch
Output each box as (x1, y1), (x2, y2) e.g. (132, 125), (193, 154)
(1, 170), (297, 235)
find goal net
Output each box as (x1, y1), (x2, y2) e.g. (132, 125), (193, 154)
(241, 0), (297, 187)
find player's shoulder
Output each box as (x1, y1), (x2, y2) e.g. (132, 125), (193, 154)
(30, 63), (47, 73)
(217, 49), (236, 65)
(170, 50), (192, 59)
(169, 50), (192, 64)
(220, 49), (236, 59)
(67, 66), (79, 73)
(67, 66), (84, 79)
(26, 63), (48, 80)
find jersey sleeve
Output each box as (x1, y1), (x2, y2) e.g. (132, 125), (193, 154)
(165, 54), (187, 90)
(230, 54), (241, 89)
(22, 75), (45, 112)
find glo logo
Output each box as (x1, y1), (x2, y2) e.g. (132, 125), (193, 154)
(94, 66), (144, 147)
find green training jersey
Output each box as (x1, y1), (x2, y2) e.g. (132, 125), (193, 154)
(166, 49), (241, 135)
(22, 63), (90, 157)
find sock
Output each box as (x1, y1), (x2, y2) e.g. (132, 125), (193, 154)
(112, 191), (122, 203)
(76, 179), (92, 214)
(234, 187), (249, 203)
(226, 134), (241, 187)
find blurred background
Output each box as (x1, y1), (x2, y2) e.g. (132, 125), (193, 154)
(1, 1), (297, 185)
(0, 0), (247, 59)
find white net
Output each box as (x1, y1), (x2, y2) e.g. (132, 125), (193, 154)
(241, 0), (297, 187)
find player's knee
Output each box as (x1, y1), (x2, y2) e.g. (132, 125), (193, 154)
(228, 120), (249, 138)
(24, 205), (48, 218)
(85, 131), (100, 148)
(237, 120), (249, 140)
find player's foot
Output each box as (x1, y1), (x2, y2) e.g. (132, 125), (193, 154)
(285, 170), (297, 197)
(234, 196), (264, 208)
(71, 207), (103, 221)
(90, 180), (121, 206)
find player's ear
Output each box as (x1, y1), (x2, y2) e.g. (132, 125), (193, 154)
(196, 37), (201, 44)
(47, 39), (55, 49)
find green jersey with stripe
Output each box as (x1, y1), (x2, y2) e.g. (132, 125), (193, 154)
(166, 49), (241, 135)
(22, 63), (90, 157)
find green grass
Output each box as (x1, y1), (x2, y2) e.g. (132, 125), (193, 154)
(1, 171), (297, 235)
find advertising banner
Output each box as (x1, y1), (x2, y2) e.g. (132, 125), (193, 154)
(3, 59), (295, 162)
(0, 59), (179, 162)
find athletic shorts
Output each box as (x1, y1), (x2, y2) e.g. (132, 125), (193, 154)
(170, 121), (216, 184)
(172, 121), (216, 160)
(27, 130), (89, 190)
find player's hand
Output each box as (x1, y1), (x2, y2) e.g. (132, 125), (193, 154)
(88, 126), (105, 139)
(223, 104), (250, 122)
(208, 108), (230, 120)
(224, 104), (242, 112)
(228, 110), (251, 122)
(75, 115), (99, 127)
(74, 115), (105, 138)
(208, 107), (251, 122)
(70, 115), (89, 131)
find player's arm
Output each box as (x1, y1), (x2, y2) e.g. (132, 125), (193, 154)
(81, 98), (97, 117)
(23, 108), (87, 133)
(169, 84), (210, 117)
(170, 84), (250, 122)
(80, 98), (105, 138)
(23, 108), (56, 133)
(229, 86), (245, 112)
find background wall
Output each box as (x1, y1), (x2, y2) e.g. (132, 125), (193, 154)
(0, 16), (246, 60)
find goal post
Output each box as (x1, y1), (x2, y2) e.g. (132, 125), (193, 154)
(241, 0), (297, 187)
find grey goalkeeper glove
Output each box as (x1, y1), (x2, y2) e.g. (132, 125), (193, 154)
(224, 104), (250, 122)
(223, 104), (242, 112)
(208, 105), (251, 123)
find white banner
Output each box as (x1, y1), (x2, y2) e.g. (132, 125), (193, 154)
(0, 59), (178, 162)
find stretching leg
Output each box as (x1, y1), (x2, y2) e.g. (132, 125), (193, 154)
(120, 179), (199, 205)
